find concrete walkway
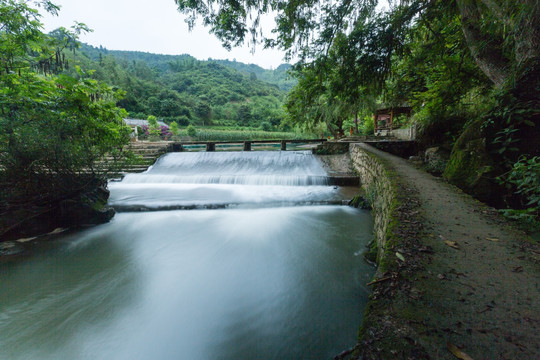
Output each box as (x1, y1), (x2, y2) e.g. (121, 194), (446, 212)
(358, 143), (540, 360)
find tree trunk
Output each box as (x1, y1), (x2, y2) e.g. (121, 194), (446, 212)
(458, 0), (540, 89)
(457, 0), (510, 87)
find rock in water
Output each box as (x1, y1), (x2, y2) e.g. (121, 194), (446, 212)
(59, 182), (115, 227)
(0, 242), (24, 256)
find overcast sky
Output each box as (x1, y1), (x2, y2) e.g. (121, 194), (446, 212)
(40, 0), (287, 69)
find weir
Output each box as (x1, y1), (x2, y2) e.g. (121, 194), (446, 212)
(123, 142), (360, 185)
(109, 151), (347, 210)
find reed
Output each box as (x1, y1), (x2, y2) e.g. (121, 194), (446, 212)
(179, 128), (309, 141)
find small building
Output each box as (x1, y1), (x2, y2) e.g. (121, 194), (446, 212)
(373, 106), (412, 134)
(123, 118), (168, 141)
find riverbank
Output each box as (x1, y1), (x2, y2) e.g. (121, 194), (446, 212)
(346, 143), (540, 359)
(0, 178), (115, 247)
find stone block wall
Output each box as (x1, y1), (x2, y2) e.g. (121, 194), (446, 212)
(374, 126), (417, 140)
(312, 141), (350, 155)
(363, 140), (419, 158)
(350, 143), (395, 262)
(390, 126), (417, 140)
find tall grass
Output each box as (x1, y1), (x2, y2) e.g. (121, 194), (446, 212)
(178, 128), (311, 141)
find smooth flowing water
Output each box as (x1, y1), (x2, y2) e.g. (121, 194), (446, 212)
(0, 151), (374, 359)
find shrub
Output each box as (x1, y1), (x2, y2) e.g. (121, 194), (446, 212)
(260, 121), (272, 132)
(186, 124), (197, 138)
(160, 125), (172, 140)
(362, 116), (374, 135)
(177, 115), (190, 126)
(147, 115), (158, 127)
(499, 155), (540, 230)
(169, 122), (179, 136)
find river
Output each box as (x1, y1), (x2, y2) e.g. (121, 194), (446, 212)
(0, 151), (374, 359)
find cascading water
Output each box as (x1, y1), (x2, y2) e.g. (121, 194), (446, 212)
(0, 150), (374, 360)
(109, 151), (343, 209)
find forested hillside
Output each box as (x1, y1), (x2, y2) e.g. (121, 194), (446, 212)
(59, 42), (293, 129)
(213, 60), (296, 91)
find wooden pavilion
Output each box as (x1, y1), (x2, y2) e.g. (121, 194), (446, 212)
(373, 106), (412, 132)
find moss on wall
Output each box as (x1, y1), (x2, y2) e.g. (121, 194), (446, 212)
(443, 118), (498, 204)
(349, 143), (429, 359)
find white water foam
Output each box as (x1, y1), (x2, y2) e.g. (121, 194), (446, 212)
(109, 151), (340, 209)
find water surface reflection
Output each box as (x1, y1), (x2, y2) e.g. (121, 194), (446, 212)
(0, 207), (373, 359)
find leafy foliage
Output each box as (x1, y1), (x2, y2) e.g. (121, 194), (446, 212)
(186, 124), (197, 137)
(499, 156), (540, 228)
(0, 0), (131, 210)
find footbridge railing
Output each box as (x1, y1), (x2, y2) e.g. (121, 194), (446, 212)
(169, 138), (327, 152)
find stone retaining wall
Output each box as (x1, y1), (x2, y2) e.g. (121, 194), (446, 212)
(312, 141), (350, 155)
(350, 143), (396, 262)
(363, 140), (419, 159)
(374, 126), (417, 140)
(349, 142), (428, 358)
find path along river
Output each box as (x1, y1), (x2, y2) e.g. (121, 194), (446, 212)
(0, 151), (374, 359)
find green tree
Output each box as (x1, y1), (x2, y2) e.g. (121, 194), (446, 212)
(147, 115), (160, 140)
(169, 121), (179, 136)
(174, 0), (538, 89)
(0, 0), (132, 236)
(237, 104), (252, 126)
(186, 124), (197, 138)
(260, 121), (272, 132)
(194, 101), (212, 126)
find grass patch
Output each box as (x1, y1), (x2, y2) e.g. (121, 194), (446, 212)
(179, 128), (310, 142)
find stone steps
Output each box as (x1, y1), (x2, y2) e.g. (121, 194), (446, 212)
(102, 141), (171, 177)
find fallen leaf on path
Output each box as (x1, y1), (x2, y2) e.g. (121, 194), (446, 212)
(47, 228), (66, 235)
(477, 305), (493, 313)
(395, 252), (405, 262)
(418, 246), (434, 253)
(16, 237), (37, 243)
(447, 342), (475, 360)
(366, 276), (391, 286)
(444, 240), (460, 249)
(485, 237), (500, 242)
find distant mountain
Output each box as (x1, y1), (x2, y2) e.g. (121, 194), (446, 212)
(213, 60), (296, 91)
(63, 43), (293, 129)
(80, 44), (296, 91)
(79, 44), (195, 72)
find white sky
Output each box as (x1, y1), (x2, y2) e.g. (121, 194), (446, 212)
(40, 0), (287, 69)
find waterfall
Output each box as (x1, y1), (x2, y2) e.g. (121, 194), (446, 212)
(122, 151), (328, 186)
(109, 151), (343, 210)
